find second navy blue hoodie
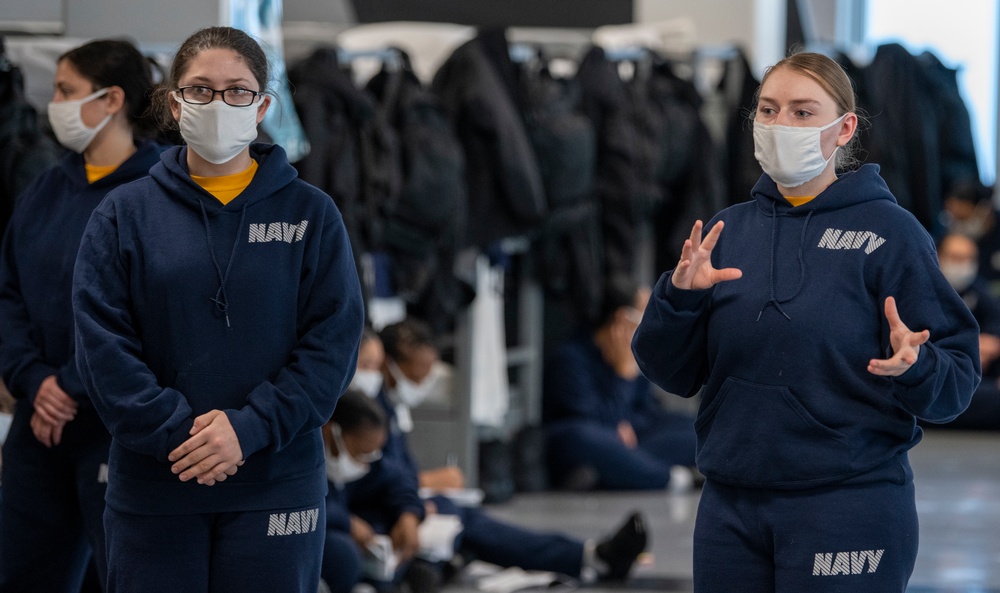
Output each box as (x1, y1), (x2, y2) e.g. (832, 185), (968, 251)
(0, 142), (162, 409)
(633, 165), (980, 489)
(73, 144), (365, 514)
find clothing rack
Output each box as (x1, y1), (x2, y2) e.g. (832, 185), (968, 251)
(293, 23), (754, 491)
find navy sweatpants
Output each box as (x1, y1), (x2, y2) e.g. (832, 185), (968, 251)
(693, 479), (918, 593)
(433, 496), (585, 576)
(104, 501), (325, 593)
(546, 414), (697, 489)
(0, 401), (109, 593)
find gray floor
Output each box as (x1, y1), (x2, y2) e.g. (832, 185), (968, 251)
(446, 429), (1000, 593)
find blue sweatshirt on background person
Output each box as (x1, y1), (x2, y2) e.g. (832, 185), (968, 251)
(323, 455), (427, 593)
(633, 164), (981, 490)
(0, 142), (162, 408)
(325, 456), (426, 538)
(72, 143), (365, 515)
(543, 330), (697, 490)
(0, 142), (162, 592)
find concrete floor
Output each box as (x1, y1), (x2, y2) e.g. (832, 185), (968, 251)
(444, 429), (1000, 593)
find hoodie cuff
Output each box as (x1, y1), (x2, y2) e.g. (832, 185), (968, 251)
(662, 271), (712, 312)
(164, 417), (197, 463)
(226, 407), (269, 460)
(401, 503), (426, 523)
(20, 365), (59, 404)
(892, 343), (936, 388)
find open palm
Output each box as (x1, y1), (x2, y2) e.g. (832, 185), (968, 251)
(671, 220), (743, 290)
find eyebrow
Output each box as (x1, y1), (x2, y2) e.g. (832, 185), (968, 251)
(185, 75), (254, 86)
(758, 96), (823, 108)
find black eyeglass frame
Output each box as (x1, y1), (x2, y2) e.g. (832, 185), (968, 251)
(174, 85), (263, 107)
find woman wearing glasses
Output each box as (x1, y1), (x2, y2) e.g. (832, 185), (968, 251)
(72, 27), (364, 592)
(0, 38), (161, 592)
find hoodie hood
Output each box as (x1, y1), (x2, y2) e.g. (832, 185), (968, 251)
(751, 163), (897, 215)
(54, 139), (163, 191)
(150, 143), (299, 212)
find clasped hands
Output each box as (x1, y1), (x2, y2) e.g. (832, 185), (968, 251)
(674, 220), (928, 377)
(31, 375), (78, 447)
(168, 409), (244, 486)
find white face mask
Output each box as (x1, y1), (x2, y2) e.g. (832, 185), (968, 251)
(940, 261), (978, 293)
(47, 88), (111, 153)
(173, 92), (260, 164)
(351, 370), (384, 399)
(325, 425), (375, 485)
(387, 360), (439, 408)
(753, 114), (847, 188)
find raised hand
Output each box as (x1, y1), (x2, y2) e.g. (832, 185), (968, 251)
(671, 220), (743, 290)
(867, 296), (930, 377)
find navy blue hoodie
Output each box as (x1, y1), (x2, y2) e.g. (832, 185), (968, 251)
(73, 144), (365, 514)
(325, 457), (425, 534)
(0, 142), (162, 420)
(543, 331), (676, 435)
(633, 165), (980, 489)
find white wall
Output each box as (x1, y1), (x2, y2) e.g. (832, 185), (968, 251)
(64, 0), (220, 49)
(283, 0), (355, 26)
(634, 0), (785, 77)
(6, 0), (793, 70)
(0, 0), (63, 33)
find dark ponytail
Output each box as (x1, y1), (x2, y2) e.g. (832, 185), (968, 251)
(59, 39), (158, 138)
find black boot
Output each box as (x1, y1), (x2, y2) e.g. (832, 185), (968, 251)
(594, 511), (648, 581)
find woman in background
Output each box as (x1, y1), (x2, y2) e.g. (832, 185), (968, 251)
(0, 38), (162, 592)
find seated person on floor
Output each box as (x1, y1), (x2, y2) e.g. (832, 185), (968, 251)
(340, 327), (648, 588)
(321, 389), (424, 593)
(377, 322), (460, 491)
(935, 232), (1000, 430)
(542, 277), (698, 491)
(941, 181), (1000, 298)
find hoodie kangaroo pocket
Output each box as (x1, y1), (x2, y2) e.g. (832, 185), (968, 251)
(696, 377), (851, 486)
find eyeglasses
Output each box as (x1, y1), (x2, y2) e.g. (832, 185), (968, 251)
(174, 85), (262, 107)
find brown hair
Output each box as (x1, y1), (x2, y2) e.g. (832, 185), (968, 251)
(753, 52), (866, 170)
(60, 39), (157, 138)
(152, 26), (270, 130)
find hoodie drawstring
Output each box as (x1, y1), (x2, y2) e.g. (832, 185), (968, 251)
(200, 201), (247, 327)
(757, 204), (813, 321)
